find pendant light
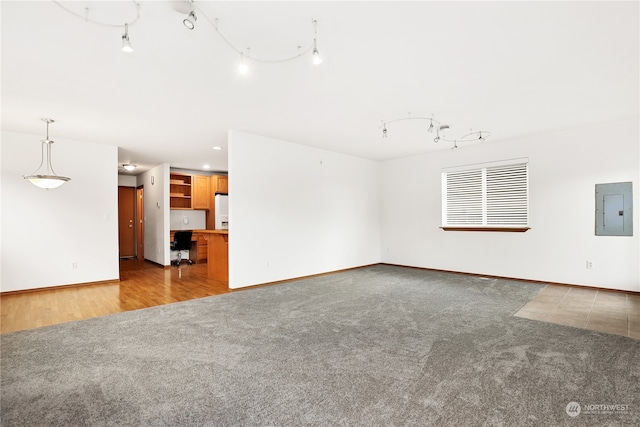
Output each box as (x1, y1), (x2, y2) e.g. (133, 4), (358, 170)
(23, 118), (71, 189)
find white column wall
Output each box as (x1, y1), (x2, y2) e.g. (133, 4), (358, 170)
(228, 130), (381, 289)
(139, 163), (170, 266)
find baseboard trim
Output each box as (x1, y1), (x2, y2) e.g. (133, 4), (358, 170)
(1, 278), (121, 296)
(3, 262), (637, 297)
(230, 263), (379, 292)
(380, 263), (640, 295)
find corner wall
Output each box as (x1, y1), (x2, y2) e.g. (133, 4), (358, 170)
(228, 130), (381, 289)
(139, 164), (170, 266)
(1, 130), (119, 292)
(381, 117), (639, 292)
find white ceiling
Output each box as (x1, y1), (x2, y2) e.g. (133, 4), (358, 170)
(2, 1), (638, 174)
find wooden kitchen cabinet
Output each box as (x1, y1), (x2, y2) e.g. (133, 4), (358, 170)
(192, 175), (211, 209)
(206, 175), (228, 230)
(169, 173), (192, 209)
(194, 234), (208, 263)
(211, 175), (228, 194)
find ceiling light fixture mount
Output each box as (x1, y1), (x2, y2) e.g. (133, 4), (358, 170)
(23, 118), (71, 189)
(379, 114), (490, 149)
(122, 163), (137, 172)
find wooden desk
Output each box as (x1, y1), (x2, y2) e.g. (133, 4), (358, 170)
(169, 231), (208, 263)
(193, 230), (229, 283)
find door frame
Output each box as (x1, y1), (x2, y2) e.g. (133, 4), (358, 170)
(136, 185), (145, 261)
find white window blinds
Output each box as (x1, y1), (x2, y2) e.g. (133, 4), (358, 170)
(442, 161), (529, 228)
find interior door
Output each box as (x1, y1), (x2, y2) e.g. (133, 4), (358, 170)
(118, 186), (136, 258)
(136, 186), (144, 260)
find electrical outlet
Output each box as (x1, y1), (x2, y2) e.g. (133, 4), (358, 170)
(586, 260), (593, 269)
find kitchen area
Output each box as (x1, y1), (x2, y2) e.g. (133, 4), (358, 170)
(169, 172), (229, 282)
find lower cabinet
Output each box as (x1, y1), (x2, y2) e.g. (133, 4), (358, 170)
(193, 234), (208, 263)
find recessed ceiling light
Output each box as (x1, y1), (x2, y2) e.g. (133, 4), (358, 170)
(212, 146), (223, 151)
(203, 164), (210, 169)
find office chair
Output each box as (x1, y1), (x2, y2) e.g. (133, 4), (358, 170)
(171, 231), (194, 267)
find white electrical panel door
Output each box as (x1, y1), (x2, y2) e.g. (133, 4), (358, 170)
(595, 182), (633, 236)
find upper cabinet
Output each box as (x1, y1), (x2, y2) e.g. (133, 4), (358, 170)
(192, 175), (211, 209)
(170, 172), (226, 210)
(211, 175), (228, 194)
(169, 173), (192, 209)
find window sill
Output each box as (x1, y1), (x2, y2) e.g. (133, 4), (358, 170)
(440, 227), (530, 232)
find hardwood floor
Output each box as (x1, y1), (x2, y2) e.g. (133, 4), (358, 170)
(1, 259), (230, 334)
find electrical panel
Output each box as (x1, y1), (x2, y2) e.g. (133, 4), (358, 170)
(595, 182), (633, 236)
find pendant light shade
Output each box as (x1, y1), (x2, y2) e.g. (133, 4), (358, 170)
(23, 118), (71, 189)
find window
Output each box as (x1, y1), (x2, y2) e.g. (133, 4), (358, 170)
(442, 159), (529, 231)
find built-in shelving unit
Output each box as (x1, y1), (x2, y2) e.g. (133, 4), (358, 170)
(169, 173), (192, 209)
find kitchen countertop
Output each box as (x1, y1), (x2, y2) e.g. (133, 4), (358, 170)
(192, 229), (228, 234)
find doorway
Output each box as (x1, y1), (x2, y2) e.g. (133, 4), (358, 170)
(118, 186), (136, 258)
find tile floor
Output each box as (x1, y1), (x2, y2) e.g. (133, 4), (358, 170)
(514, 285), (640, 339)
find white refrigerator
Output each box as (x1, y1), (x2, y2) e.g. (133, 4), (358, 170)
(214, 194), (229, 230)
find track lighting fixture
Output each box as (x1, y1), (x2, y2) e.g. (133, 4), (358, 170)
(312, 46), (322, 65)
(380, 114), (490, 148)
(184, 11), (197, 29)
(24, 119), (71, 189)
(183, 0), (197, 29)
(53, 2), (324, 71)
(238, 49), (249, 74)
(312, 20), (322, 65)
(121, 23), (133, 53)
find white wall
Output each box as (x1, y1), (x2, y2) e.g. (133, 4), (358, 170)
(1, 130), (119, 292)
(381, 117), (639, 292)
(118, 174), (137, 187)
(139, 164), (170, 266)
(228, 130), (381, 289)
(170, 210), (206, 231)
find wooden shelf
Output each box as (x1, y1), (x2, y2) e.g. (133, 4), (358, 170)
(170, 173), (193, 209)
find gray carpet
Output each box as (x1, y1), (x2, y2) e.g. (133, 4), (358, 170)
(1, 265), (639, 426)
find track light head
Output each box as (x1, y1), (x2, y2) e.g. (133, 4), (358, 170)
(238, 49), (250, 74)
(312, 47), (322, 65)
(183, 11), (197, 29)
(121, 23), (133, 53)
